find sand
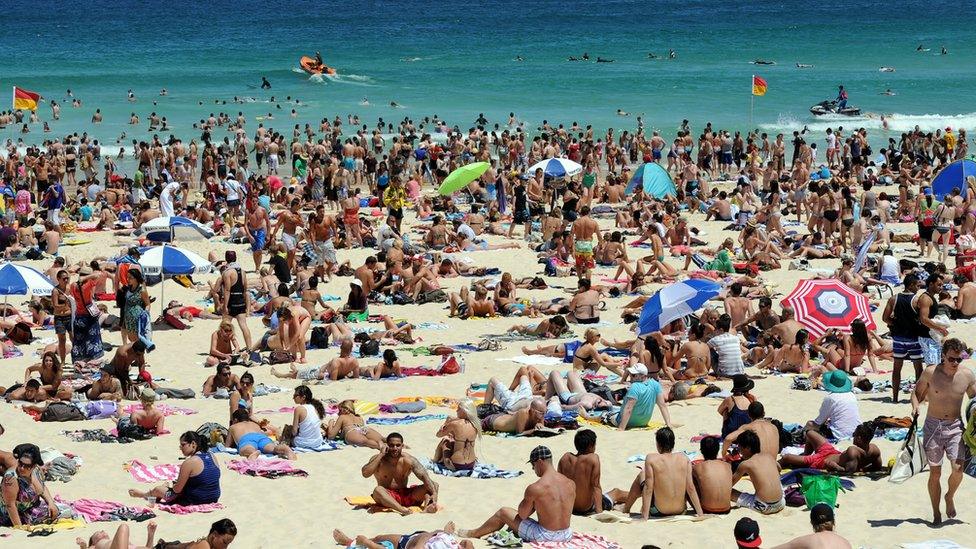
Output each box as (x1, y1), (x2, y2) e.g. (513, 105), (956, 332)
(2, 199), (974, 548)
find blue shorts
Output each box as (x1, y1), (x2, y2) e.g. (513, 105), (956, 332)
(652, 149), (662, 160)
(251, 229), (266, 252)
(918, 336), (941, 365)
(722, 152), (734, 164)
(238, 431), (273, 454)
(892, 336), (923, 361)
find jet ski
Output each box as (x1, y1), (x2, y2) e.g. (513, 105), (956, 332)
(300, 56), (336, 75)
(809, 100), (861, 116)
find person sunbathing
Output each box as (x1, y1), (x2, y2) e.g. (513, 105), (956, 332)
(115, 388), (165, 435)
(361, 432), (439, 515)
(202, 364), (241, 397)
(543, 370), (613, 412)
(3, 378), (50, 403)
(755, 328), (812, 373)
(23, 351), (73, 401)
(522, 328), (626, 376)
(434, 399), (480, 472)
(449, 285), (496, 318)
(333, 524), (472, 549)
(164, 301), (220, 324)
(76, 521), (157, 549)
(481, 399), (546, 435)
(368, 349), (403, 380)
(508, 315), (569, 338)
(325, 399), (386, 450)
(127, 432), (220, 504)
(226, 409), (296, 460)
(778, 423), (882, 473)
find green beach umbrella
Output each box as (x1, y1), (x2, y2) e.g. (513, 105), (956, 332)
(438, 162), (490, 195)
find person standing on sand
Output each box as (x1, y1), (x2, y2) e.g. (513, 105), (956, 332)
(569, 205), (600, 278)
(243, 198), (270, 272)
(220, 251), (254, 356)
(911, 337), (976, 525)
(882, 273), (926, 403)
(361, 432), (439, 515)
(458, 446), (574, 543)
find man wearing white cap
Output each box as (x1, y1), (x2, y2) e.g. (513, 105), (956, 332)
(584, 363), (672, 431)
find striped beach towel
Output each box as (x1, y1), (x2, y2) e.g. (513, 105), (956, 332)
(125, 459), (180, 483)
(529, 533), (622, 549)
(420, 458), (522, 479)
(157, 502), (224, 515)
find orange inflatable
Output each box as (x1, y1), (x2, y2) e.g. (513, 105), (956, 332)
(300, 56), (336, 75)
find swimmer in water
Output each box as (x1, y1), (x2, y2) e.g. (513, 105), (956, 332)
(159, 88), (168, 96)
(582, 52), (589, 61)
(390, 101), (400, 108)
(127, 89), (136, 102)
(261, 76), (271, 90)
(515, 55), (524, 61)
(648, 52), (657, 59)
(361, 97), (369, 106)
(669, 49), (676, 59)
(881, 89), (895, 96)
(941, 46), (948, 55)
(616, 109), (629, 116)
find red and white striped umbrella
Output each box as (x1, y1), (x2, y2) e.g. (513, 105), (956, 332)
(780, 279), (876, 340)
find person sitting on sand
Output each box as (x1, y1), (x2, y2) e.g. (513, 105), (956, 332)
(23, 351), (73, 401)
(614, 427), (704, 519)
(326, 399), (386, 449)
(202, 364), (241, 398)
(86, 367), (124, 401)
(481, 398), (546, 435)
(173, 518), (237, 549)
(77, 521), (157, 549)
(670, 323), (712, 379)
(755, 328), (811, 373)
(522, 328), (626, 376)
(692, 436), (733, 514)
(228, 372), (255, 419)
(434, 399), (480, 472)
(333, 525), (472, 549)
(0, 443), (63, 528)
(722, 401), (781, 458)
(273, 338), (360, 381)
(582, 363), (673, 430)
(288, 386), (325, 450)
(806, 370), (861, 440)
(128, 431), (220, 505)
(457, 445), (574, 543)
(558, 429), (616, 515)
(226, 409), (296, 460)
(206, 320), (247, 367)
(780, 422), (881, 474)
(361, 432), (439, 515)
(369, 349), (403, 380)
(449, 285), (496, 318)
(730, 431), (784, 515)
(116, 388), (165, 434)
(775, 503), (853, 549)
(483, 372), (542, 412)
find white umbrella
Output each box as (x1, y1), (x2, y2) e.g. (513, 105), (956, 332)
(526, 158), (583, 178)
(137, 216), (214, 243)
(0, 262), (54, 308)
(138, 245), (213, 316)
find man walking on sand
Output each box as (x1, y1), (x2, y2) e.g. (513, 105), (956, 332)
(458, 446), (574, 543)
(911, 337), (976, 525)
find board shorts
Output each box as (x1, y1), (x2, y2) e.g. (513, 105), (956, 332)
(490, 376), (534, 411)
(281, 232), (298, 251)
(803, 442), (841, 469)
(574, 240), (595, 271)
(652, 149), (662, 160)
(250, 228), (266, 252)
(891, 335), (923, 360)
(736, 493), (785, 515)
(923, 417), (964, 466)
(517, 518), (572, 543)
(54, 314), (71, 335)
(386, 485), (424, 507)
(238, 431), (273, 454)
(918, 336), (941, 365)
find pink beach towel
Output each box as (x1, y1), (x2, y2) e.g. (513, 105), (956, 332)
(227, 459), (307, 477)
(59, 497), (153, 523)
(529, 533), (621, 549)
(157, 502), (225, 515)
(256, 406), (296, 415)
(123, 403), (198, 416)
(125, 459), (180, 483)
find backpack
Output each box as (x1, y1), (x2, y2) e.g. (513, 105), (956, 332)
(359, 339), (380, 357)
(116, 416), (153, 440)
(40, 402), (86, 422)
(8, 322), (33, 345)
(416, 289), (447, 304)
(267, 351), (295, 364)
(196, 422), (229, 446)
(391, 291), (414, 305)
(310, 326), (330, 349)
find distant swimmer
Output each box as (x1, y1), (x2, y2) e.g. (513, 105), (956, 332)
(159, 88), (168, 96)
(616, 109), (629, 116)
(669, 49), (676, 59)
(390, 101), (401, 108)
(796, 63), (814, 68)
(752, 59), (776, 65)
(648, 52), (658, 59)
(596, 57), (614, 63)
(515, 55), (524, 61)
(879, 66), (895, 72)
(127, 89), (136, 102)
(360, 97), (370, 106)
(917, 44), (925, 51)
(66, 89), (73, 98)
(567, 56), (579, 61)
(941, 46), (948, 55)
(261, 76), (271, 89)
(582, 52), (590, 61)
(881, 88), (896, 96)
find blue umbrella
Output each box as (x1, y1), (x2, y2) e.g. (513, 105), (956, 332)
(637, 279), (722, 335)
(527, 158), (582, 178)
(931, 159), (976, 200)
(0, 262), (54, 308)
(137, 216), (215, 243)
(625, 163), (677, 198)
(139, 245), (213, 316)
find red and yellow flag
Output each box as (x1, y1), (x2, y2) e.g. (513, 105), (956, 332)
(12, 86), (40, 111)
(752, 75), (767, 97)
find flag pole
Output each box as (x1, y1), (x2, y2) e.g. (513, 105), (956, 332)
(11, 87), (14, 111)
(750, 75), (754, 129)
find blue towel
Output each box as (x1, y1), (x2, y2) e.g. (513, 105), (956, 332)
(366, 414), (448, 425)
(420, 458), (523, 479)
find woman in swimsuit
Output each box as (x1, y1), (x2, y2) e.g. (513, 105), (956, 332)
(229, 372), (255, 421)
(756, 329), (812, 374)
(369, 349), (403, 380)
(631, 336), (676, 383)
(434, 399), (480, 471)
(276, 305), (312, 363)
(507, 315), (568, 338)
(325, 399), (386, 450)
(718, 374), (756, 438)
(206, 320), (245, 367)
(521, 328), (625, 376)
(23, 351), (73, 400)
(127, 431), (220, 507)
(118, 388), (165, 434)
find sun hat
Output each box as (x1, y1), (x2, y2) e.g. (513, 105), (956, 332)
(823, 370), (853, 393)
(731, 374), (755, 394)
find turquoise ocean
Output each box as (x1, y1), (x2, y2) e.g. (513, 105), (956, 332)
(2, 0), (975, 159)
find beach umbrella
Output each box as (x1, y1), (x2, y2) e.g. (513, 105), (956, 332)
(625, 162), (677, 198)
(136, 216), (215, 243)
(437, 162), (490, 195)
(637, 279), (722, 335)
(781, 279), (876, 340)
(0, 263), (54, 307)
(931, 159), (976, 200)
(526, 158), (582, 178)
(138, 245), (213, 316)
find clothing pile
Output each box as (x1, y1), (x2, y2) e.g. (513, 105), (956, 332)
(420, 458), (523, 479)
(227, 458), (308, 479)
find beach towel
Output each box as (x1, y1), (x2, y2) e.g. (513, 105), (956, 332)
(125, 459), (180, 483)
(529, 533), (622, 549)
(367, 414), (448, 425)
(500, 355), (564, 366)
(157, 502), (225, 515)
(420, 458), (523, 479)
(123, 403), (198, 416)
(580, 416), (665, 431)
(390, 396), (459, 409)
(343, 495), (439, 513)
(256, 406), (297, 415)
(401, 367), (448, 377)
(324, 401), (380, 416)
(216, 441), (342, 454)
(227, 458), (308, 478)
(61, 497), (155, 523)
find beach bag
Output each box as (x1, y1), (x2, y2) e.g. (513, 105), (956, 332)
(7, 321), (33, 344)
(801, 474), (843, 508)
(359, 339), (380, 357)
(310, 326), (329, 349)
(477, 403), (505, 419)
(40, 402), (86, 422)
(267, 350), (295, 364)
(196, 422), (229, 446)
(24, 247), (42, 260)
(117, 416), (153, 440)
(391, 291), (414, 305)
(439, 355), (462, 375)
(784, 484), (807, 507)
(889, 416), (927, 484)
(417, 289), (447, 304)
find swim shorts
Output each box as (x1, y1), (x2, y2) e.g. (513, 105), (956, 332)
(923, 416), (964, 466)
(891, 336), (923, 360)
(736, 493), (785, 515)
(54, 315), (71, 335)
(238, 432), (273, 454)
(281, 232), (298, 251)
(517, 518), (572, 543)
(386, 485), (424, 507)
(490, 376), (534, 411)
(918, 336), (941, 365)
(803, 442), (841, 469)
(250, 228), (266, 252)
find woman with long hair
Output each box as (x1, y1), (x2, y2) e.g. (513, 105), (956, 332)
(289, 386), (325, 450)
(434, 399), (481, 472)
(325, 400), (385, 450)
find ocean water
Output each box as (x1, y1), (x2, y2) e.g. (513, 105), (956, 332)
(1, 0), (975, 154)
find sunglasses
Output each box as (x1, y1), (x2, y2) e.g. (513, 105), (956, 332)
(17, 460), (36, 469)
(946, 356), (964, 364)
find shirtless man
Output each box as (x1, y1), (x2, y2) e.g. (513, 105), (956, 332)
(272, 199), (304, 270)
(723, 283), (753, 333)
(692, 436), (733, 514)
(558, 430), (610, 515)
(570, 206), (601, 277)
(911, 337), (976, 525)
(779, 423), (881, 474)
(244, 201), (271, 271)
(730, 430), (784, 515)
(202, 364), (241, 397)
(449, 285), (495, 318)
(722, 402), (781, 457)
(104, 341), (148, 396)
(768, 306), (804, 345)
(952, 275), (976, 319)
(226, 409), (296, 460)
(361, 433), (439, 515)
(617, 427), (704, 519)
(3, 379), (49, 403)
(481, 399), (546, 436)
(458, 446), (574, 544)
(774, 504), (853, 549)
(735, 296), (780, 340)
(355, 256), (379, 294)
(706, 191), (733, 221)
(671, 323), (711, 379)
(86, 369), (123, 401)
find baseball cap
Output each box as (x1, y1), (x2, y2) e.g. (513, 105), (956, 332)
(626, 363), (648, 376)
(138, 370), (153, 383)
(734, 517), (762, 548)
(810, 503), (835, 526)
(527, 445), (552, 463)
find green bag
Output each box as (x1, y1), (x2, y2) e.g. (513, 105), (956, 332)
(800, 474), (843, 508)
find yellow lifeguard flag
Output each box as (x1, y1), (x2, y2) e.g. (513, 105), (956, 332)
(12, 86), (40, 111)
(752, 75), (767, 97)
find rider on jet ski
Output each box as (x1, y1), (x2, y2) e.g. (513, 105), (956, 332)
(836, 85), (848, 109)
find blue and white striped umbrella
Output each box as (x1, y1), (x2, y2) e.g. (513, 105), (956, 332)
(136, 216), (214, 243)
(138, 245), (213, 276)
(526, 157), (583, 178)
(637, 279), (722, 335)
(0, 262), (54, 297)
